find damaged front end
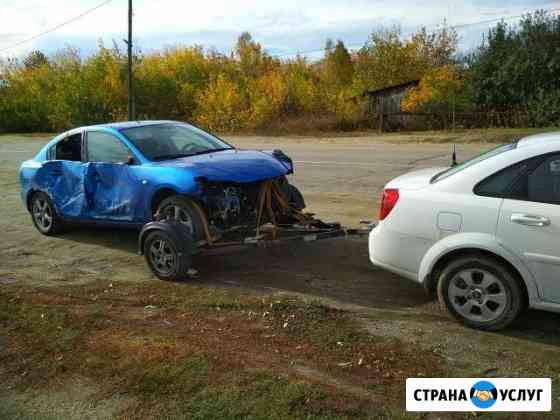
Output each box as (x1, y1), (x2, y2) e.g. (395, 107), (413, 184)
(197, 176), (304, 232)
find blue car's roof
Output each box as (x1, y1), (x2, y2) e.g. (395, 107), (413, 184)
(85, 120), (177, 131)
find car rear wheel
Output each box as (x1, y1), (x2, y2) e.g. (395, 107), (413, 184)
(143, 230), (192, 281)
(30, 192), (64, 235)
(155, 195), (205, 242)
(437, 256), (524, 331)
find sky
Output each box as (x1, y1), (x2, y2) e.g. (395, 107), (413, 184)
(0, 0), (558, 60)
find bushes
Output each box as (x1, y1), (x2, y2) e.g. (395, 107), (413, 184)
(0, 12), (558, 134)
(527, 90), (560, 128)
(195, 74), (248, 133)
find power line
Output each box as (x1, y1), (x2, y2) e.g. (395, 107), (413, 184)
(269, 7), (560, 58)
(0, 0), (114, 54)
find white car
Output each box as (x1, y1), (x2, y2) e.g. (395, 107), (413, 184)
(369, 132), (560, 330)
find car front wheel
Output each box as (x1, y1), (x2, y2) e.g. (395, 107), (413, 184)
(155, 195), (205, 242)
(437, 255), (524, 331)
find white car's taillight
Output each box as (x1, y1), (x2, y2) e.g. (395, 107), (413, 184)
(379, 188), (399, 221)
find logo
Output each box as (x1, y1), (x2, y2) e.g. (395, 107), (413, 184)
(406, 378), (551, 412)
(470, 380), (497, 409)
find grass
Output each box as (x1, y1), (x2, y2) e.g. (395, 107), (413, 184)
(2, 274), (559, 418)
(0, 281), (442, 419)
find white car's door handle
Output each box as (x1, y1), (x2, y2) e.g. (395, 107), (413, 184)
(511, 213), (551, 227)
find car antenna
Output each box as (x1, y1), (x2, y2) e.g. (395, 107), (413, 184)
(451, 144), (457, 167)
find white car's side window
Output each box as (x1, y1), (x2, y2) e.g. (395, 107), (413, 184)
(476, 153), (560, 205)
(474, 159), (536, 198)
(527, 155), (560, 205)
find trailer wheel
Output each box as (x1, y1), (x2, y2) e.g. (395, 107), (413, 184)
(143, 230), (192, 281)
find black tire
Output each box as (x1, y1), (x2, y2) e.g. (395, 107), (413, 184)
(155, 195), (205, 242)
(143, 230), (192, 281)
(29, 192), (64, 236)
(437, 256), (524, 331)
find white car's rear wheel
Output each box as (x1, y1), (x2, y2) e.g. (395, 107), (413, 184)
(437, 256), (524, 331)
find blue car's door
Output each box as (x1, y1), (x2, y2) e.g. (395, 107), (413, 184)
(84, 130), (144, 222)
(35, 132), (87, 219)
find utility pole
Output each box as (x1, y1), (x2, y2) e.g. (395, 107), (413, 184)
(126, 0), (135, 120)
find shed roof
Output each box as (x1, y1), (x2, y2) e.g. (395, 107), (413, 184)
(363, 80), (419, 97)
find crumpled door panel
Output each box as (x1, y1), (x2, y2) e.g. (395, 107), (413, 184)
(33, 161), (86, 218)
(84, 163), (141, 221)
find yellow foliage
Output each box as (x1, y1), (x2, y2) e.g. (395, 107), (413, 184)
(401, 65), (464, 112)
(194, 74), (248, 133)
(1, 27), (464, 133)
(247, 71), (288, 128)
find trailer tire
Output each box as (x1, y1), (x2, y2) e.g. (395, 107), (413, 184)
(143, 229), (192, 281)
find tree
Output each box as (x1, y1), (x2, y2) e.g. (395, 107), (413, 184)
(23, 50), (48, 69)
(401, 64), (472, 113)
(324, 40), (354, 87)
(235, 32), (276, 78)
(469, 10), (560, 111)
(411, 23), (458, 68)
(353, 25), (459, 94)
(195, 74), (248, 132)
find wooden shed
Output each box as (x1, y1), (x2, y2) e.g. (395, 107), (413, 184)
(363, 80), (419, 131)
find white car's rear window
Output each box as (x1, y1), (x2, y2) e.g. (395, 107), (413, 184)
(431, 142), (518, 183)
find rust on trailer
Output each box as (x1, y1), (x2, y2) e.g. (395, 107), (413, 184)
(150, 178), (373, 252)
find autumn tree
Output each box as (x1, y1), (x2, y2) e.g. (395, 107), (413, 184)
(23, 50), (48, 69)
(195, 74), (248, 132)
(323, 39), (354, 87)
(235, 32), (277, 79)
(353, 25), (458, 94)
(401, 64), (472, 114)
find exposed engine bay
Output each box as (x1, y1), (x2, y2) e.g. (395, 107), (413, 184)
(200, 177), (306, 232)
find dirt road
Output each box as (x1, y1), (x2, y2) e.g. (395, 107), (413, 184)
(1, 133), (559, 418)
(0, 133), (486, 294)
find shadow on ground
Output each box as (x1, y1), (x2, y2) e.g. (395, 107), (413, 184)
(60, 225), (140, 254)
(58, 226), (560, 345)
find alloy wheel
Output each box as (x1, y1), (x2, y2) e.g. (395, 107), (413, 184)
(447, 268), (508, 323)
(148, 238), (177, 275)
(32, 198), (53, 232)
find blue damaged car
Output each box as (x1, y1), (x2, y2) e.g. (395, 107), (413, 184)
(20, 121), (305, 247)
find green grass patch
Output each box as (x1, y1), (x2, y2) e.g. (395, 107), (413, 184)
(2, 283), (425, 418)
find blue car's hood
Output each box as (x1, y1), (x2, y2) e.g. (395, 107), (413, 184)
(154, 149), (290, 183)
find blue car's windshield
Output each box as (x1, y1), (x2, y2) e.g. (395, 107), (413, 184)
(121, 123), (233, 161)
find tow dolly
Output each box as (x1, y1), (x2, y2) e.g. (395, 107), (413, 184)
(138, 179), (374, 280)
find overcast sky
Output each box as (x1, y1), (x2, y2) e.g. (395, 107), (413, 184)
(0, 0), (558, 60)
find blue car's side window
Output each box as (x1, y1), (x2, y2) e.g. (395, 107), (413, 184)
(54, 133), (82, 161)
(86, 131), (131, 163)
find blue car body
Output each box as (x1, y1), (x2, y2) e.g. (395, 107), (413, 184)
(20, 121), (293, 227)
